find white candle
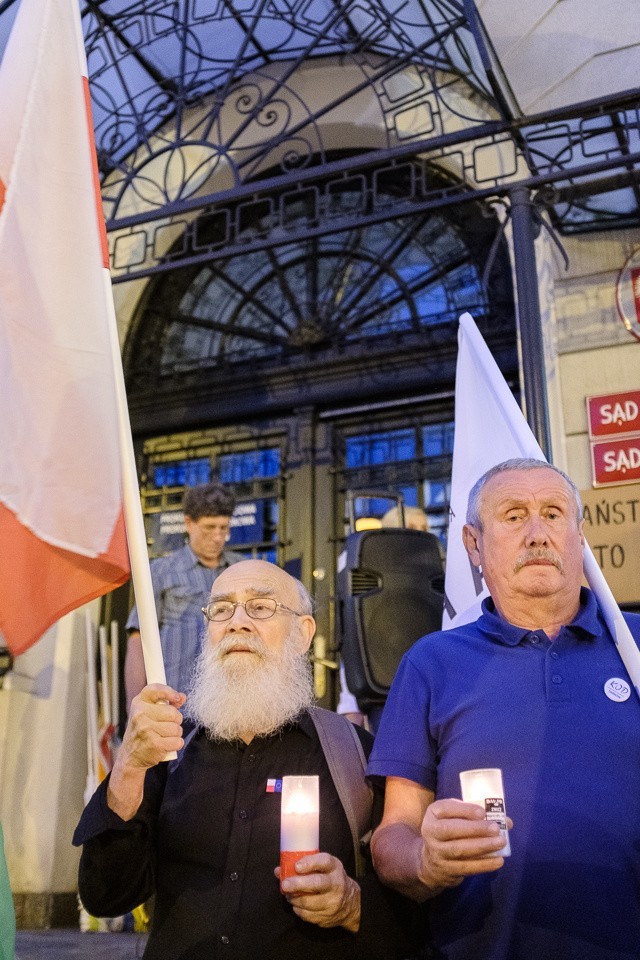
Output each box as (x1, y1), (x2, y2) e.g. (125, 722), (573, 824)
(280, 776), (319, 885)
(459, 768), (510, 857)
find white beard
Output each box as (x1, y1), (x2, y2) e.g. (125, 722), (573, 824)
(185, 626), (314, 741)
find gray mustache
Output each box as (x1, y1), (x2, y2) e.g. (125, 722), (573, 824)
(514, 548), (563, 573)
(215, 635), (266, 658)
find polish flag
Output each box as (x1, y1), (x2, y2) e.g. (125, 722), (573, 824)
(0, 0), (130, 655)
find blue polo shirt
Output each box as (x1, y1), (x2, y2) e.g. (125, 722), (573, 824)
(367, 589), (640, 960)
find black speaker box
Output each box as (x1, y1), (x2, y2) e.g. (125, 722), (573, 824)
(337, 529), (444, 710)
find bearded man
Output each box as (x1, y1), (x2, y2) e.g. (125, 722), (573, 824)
(74, 560), (414, 960)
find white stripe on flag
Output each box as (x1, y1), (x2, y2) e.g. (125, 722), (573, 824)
(0, 0), (121, 556)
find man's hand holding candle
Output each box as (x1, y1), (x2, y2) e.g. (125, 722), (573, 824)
(371, 780), (512, 902)
(276, 852), (361, 932)
(418, 798), (511, 893)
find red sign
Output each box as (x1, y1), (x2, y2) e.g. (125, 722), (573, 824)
(587, 390), (640, 439)
(591, 437), (640, 486)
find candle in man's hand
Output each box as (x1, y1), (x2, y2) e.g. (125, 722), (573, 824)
(280, 775), (319, 888)
(459, 767), (510, 857)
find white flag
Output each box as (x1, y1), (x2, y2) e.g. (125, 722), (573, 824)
(443, 313), (544, 629)
(443, 313), (640, 699)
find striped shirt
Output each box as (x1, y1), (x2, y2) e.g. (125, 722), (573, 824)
(125, 543), (244, 693)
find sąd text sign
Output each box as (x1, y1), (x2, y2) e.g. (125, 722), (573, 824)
(587, 390), (640, 439)
(591, 437), (640, 487)
(587, 389), (640, 488)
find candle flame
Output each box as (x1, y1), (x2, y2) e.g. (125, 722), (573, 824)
(281, 786), (318, 816)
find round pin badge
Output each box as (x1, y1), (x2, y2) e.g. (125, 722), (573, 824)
(604, 678), (631, 702)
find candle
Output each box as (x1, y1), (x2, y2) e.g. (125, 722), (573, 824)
(280, 775), (319, 886)
(459, 768), (510, 857)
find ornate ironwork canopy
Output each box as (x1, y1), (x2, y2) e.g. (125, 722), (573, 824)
(0, 0), (637, 264)
(1, 1), (634, 243)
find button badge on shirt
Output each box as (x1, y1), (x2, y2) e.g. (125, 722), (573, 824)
(604, 678), (631, 702)
(266, 778), (283, 793)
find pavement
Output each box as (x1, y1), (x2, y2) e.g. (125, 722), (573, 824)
(16, 929), (148, 959)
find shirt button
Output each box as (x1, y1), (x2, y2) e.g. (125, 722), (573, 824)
(248, 754), (256, 763)
(552, 674), (563, 684)
(550, 651), (559, 659)
(221, 935), (230, 945)
(239, 809), (248, 820)
(230, 872), (239, 882)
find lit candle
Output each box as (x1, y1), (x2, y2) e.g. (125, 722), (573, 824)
(280, 775), (319, 887)
(459, 768), (510, 857)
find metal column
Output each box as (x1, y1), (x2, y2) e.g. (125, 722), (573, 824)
(509, 185), (553, 460)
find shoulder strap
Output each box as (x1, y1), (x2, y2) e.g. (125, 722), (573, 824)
(307, 706), (373, 879)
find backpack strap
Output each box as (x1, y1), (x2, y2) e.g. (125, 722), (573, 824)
(307, 706), (374, 879)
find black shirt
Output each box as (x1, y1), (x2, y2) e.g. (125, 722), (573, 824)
(73, 712), (414, 960)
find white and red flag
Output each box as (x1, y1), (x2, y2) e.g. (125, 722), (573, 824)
(0, 0), (130, 655)
(443, 312), (640, 698)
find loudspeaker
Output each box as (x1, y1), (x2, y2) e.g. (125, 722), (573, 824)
(337, 529), (444, 710)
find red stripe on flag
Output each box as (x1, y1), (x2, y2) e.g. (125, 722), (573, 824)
(0, 503), (129, 656)
(0, 177), (5, 215)
(82, 76), (110, 270)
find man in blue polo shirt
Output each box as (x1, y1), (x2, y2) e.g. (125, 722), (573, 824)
(368, 458), (640, 960)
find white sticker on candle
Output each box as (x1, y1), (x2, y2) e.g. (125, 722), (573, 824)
(604, 678), (631, 702)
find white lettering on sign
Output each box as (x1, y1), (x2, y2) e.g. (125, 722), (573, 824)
(600, 401), (639, 426)
(230, 503), (258, 527)
(603, 448), (640, 472)
(159, 511), (186, 535)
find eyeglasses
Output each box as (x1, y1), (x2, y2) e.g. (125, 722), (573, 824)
(202, 598), (305, 622)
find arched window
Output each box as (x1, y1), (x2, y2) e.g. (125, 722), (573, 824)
(124, 163), (513, 391)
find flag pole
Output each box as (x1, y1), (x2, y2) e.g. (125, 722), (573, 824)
(103, 289), (167, 689)
(72, 2), (176, 758)
(103, 262), (177, 761)
(583, 550), (640, 698)
(70, 3), (168, 690)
